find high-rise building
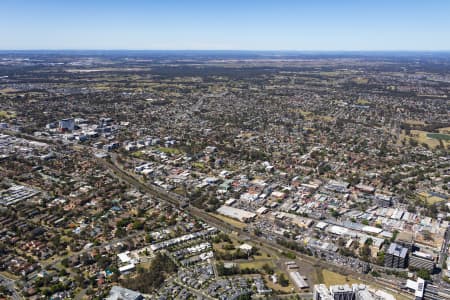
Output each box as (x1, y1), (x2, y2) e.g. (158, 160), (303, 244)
(314, 283), (395, 300)
(313, 284), (334, 300)
(385, 243), (408, 268)
(353, 284), (375, 300)
(330, 284), (355, 300)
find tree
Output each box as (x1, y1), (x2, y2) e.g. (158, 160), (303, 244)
(279, 273), (289, 287)
(359, 244), (371, 260)
(416, 269), (431, 280)
(330, 209), (340, 219)
(122, 253), (178, 293)
(422, 230), (433, 241)
(262, 263), (274, 275)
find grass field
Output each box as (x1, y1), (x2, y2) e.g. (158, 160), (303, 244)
(404, 119), (426, 126)
(427, 133), (450, 141)
(439, 127), (450, 134)
(298, 109), (313, 119)
(318, 115), (336, 122)
(400, 129), (449, 148)
(131, 151), (144, 158)
(0, 88), (18, 94)
(192, 162), (206, 170)
(0, 271), (20, 281)
(418, 192), (447, 204)
(352, 77), (369, 84)
(321, 269), (362, 286)
(0, 110), (16, 119)
(238, 260), (274, 270)
(155, 146), (183, 155)
(356, 98), (370, 105)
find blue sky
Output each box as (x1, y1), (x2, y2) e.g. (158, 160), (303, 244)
(0, 0), (449, 50)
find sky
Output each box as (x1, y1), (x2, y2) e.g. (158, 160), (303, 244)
(0, 0), (449, 51)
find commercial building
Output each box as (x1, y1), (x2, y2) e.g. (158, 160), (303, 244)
(406, 278), (426, 300)
(289, 271), (309, 289)
(118, 263), (135, 274)
(409, 251), (435, 272)
(384, 243), (408, 268)
(216, 205), (256, 223)
(355, 184), (375, 194)
(58, 118), (75, 132)
(0, 185), (40, 206)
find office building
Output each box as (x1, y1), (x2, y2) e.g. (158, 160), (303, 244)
(385, 243), (408, 268)
(313, 284), (333, 300)
(330, 284), (354, 300)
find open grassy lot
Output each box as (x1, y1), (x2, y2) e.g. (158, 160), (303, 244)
(418, 192), (447, 204)
(0, 271), (20, 280)
(352, 77), (369, 84)
(318, 115), (336, 122)
(0, 110), (16, 119)
(192, 162), (206, 170)
(131, 151), (145, 158)
(0, 88), (18, 94)
(238, 260), (274, 270)
(321, 269), (362, 286)
(427, 132), (450, 141)
(404, 119), (426, 126)
(400, 129), (449, 148)
(155, 146), (183, 155)
(356, 98), (370, 105)
(438, 127), (450, 134)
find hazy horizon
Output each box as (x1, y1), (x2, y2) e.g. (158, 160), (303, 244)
(1, 0), (450, 51)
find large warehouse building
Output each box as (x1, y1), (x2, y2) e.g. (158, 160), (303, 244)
(216, 205), (256, 223)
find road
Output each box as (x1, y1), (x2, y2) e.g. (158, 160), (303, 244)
(439, 225), (450, 266)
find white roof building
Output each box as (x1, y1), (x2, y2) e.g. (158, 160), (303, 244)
(216, 205), (256, 222)
(106, 286), (143, 300)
